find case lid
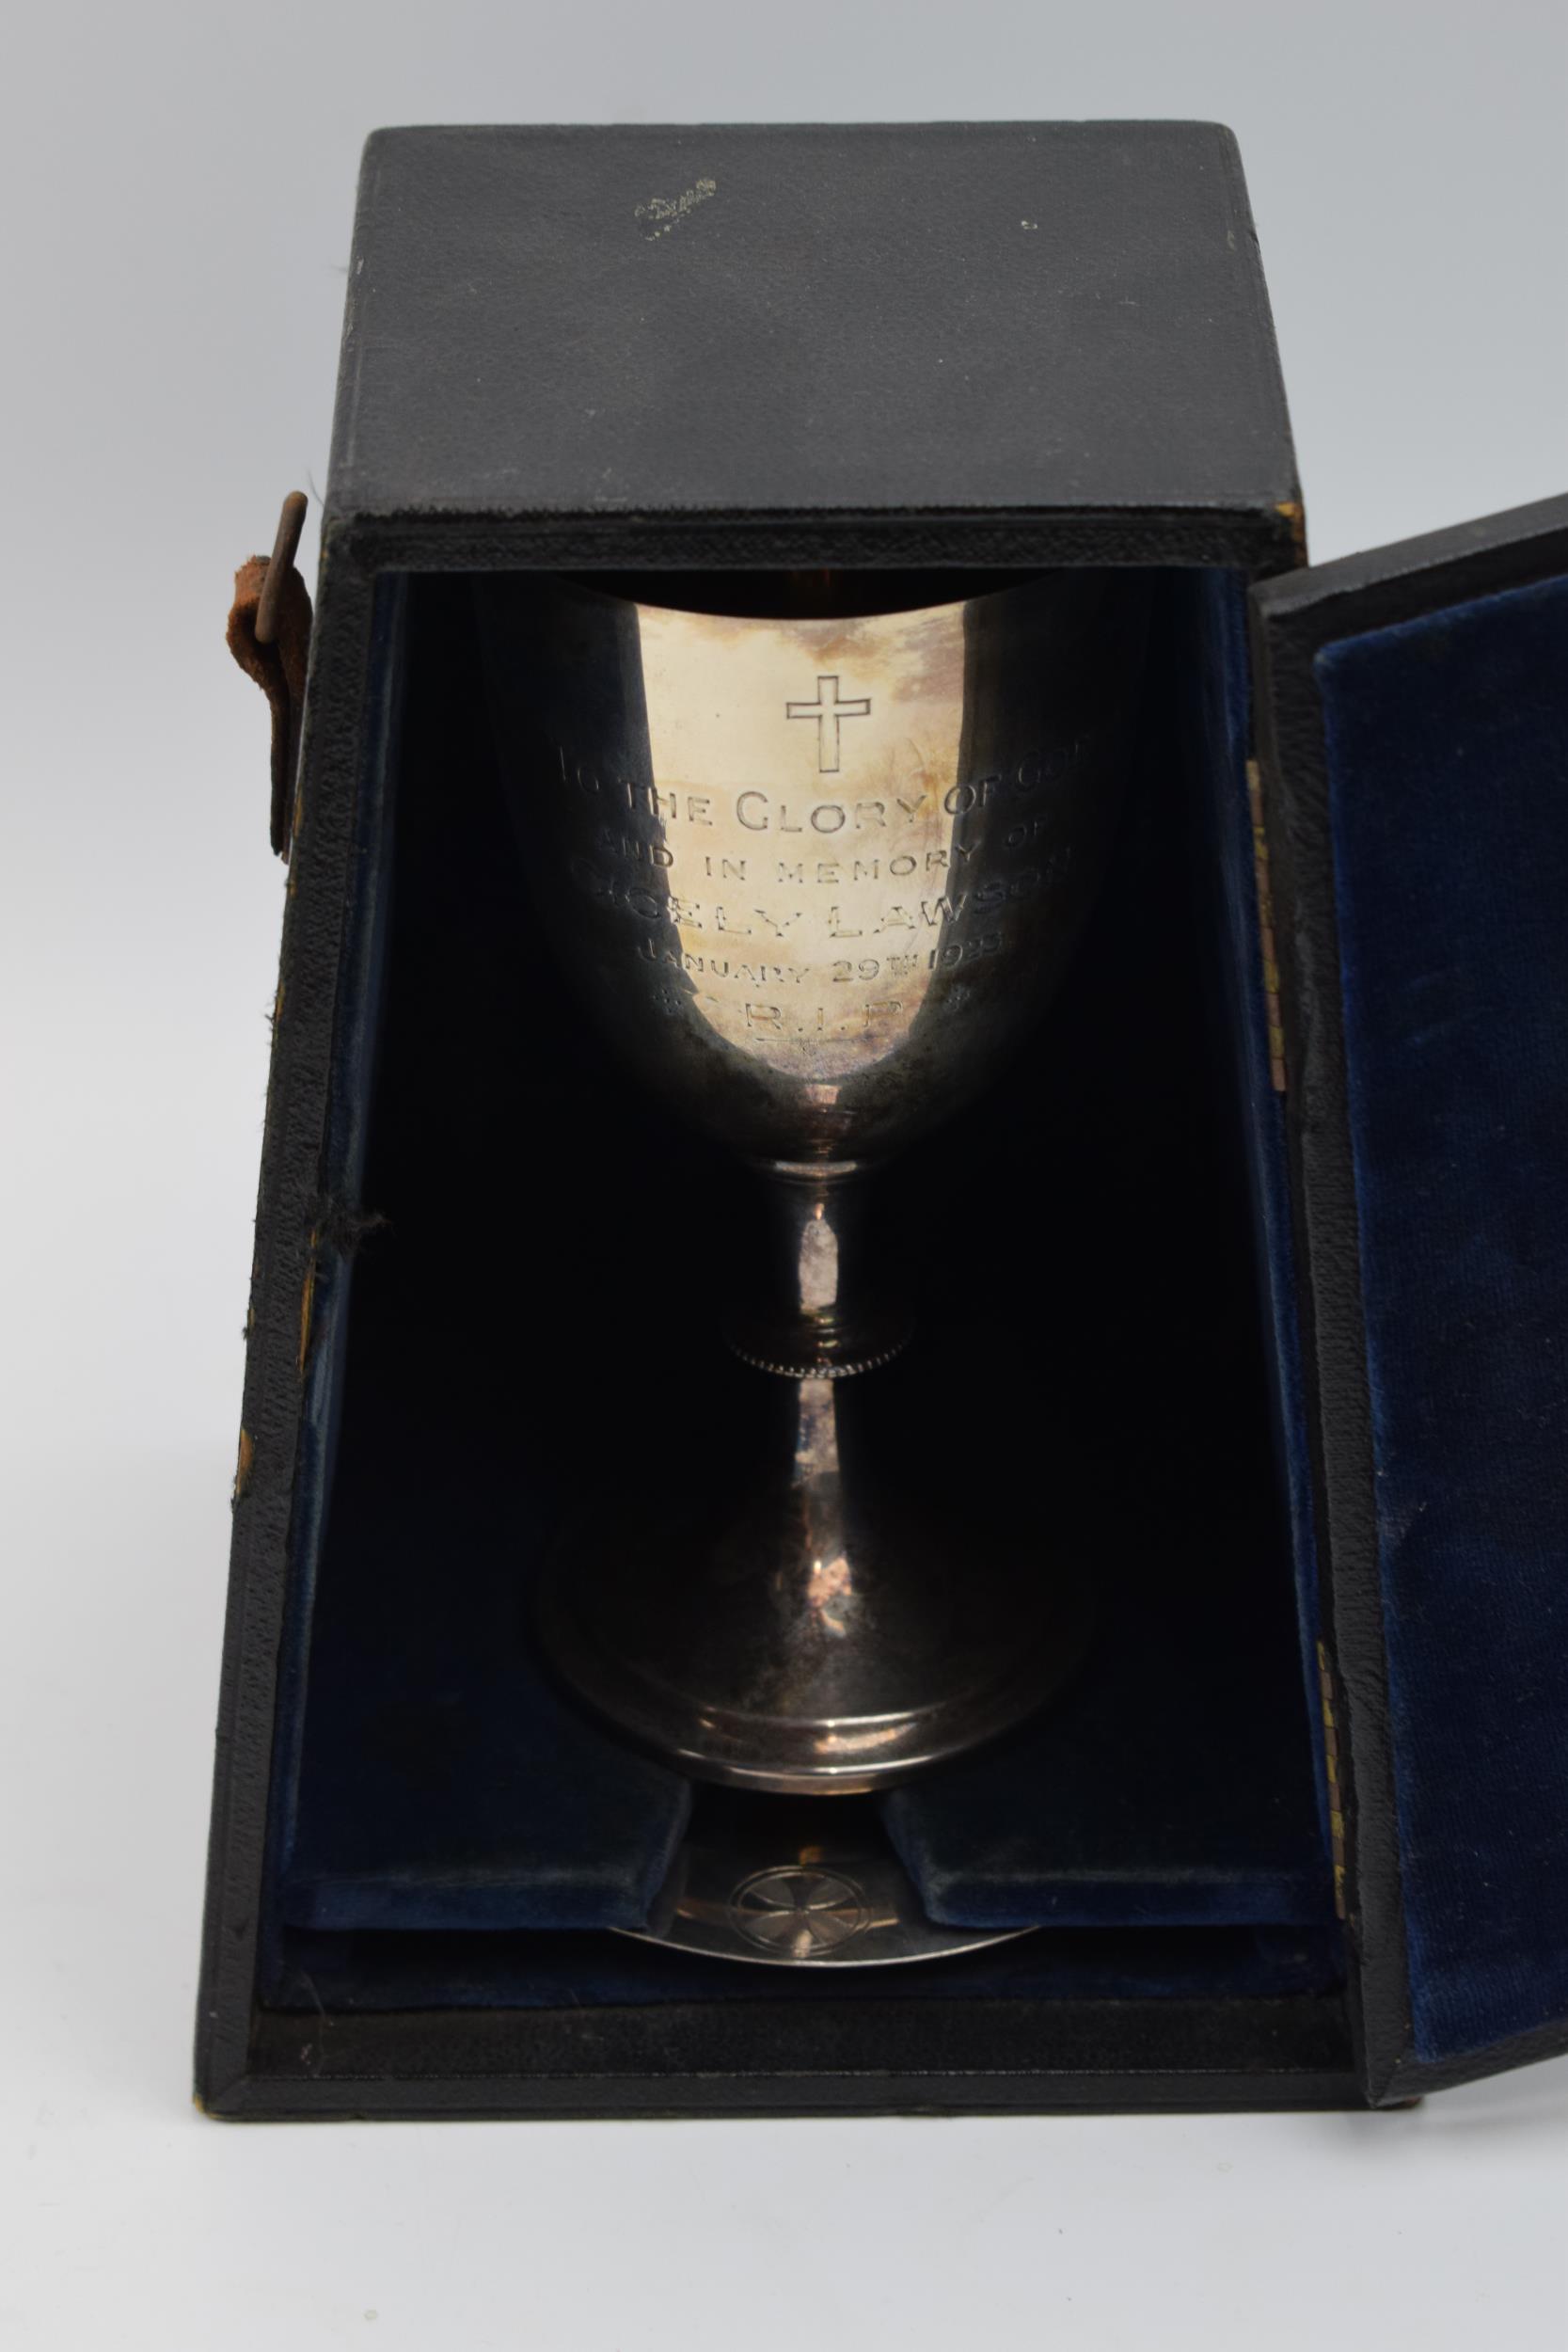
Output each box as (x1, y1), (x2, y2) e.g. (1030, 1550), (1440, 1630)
(328, 120), (1299, 565)
(1251, 493), (1568, 2101)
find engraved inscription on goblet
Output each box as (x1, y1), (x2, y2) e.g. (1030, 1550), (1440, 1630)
(476, 568), (1148, 1793)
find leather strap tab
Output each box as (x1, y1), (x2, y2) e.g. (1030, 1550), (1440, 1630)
(227, 491), (311, 858)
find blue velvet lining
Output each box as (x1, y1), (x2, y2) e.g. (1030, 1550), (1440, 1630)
(1319, 571), (1568, 2062)
(881, 1517), (1330, 1930)
(261, 566), (1336, 2009)
(279, 1348), (691, 1934)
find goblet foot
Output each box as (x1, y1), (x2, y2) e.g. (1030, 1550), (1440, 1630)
(537, 1369), (1090, 1795)
(622, 1808), (1037, 1966)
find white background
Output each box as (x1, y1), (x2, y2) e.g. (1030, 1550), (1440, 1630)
(3, 4), (1566, 2345)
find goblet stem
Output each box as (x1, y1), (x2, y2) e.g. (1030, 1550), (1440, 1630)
(725, 1160), (915, 1380)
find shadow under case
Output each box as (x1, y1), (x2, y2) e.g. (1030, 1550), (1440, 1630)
(197, 122), (1568, 2116)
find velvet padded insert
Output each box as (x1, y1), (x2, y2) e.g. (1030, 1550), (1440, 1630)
(1318, 571), (1568, 2064)
(280, 1305), (693, 1935)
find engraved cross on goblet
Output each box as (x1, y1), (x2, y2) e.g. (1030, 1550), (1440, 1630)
(476, 567), (1147, 1793)
(786, 673), (871, 771)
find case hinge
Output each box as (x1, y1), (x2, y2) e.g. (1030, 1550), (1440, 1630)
(1247, 758), (1287, 1093)
(1317, 1639), (1349, 1921)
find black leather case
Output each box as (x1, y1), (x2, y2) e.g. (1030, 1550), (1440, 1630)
(197, 124), (1568, 2118)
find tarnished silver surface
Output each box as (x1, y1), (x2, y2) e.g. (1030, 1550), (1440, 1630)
(478, 569), (1146, 1793)
(625, 1820), (1034, 1969)
(538, 1366), (1094, 1793)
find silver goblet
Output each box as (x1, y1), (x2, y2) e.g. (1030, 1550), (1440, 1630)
(476, 568), (1148, 1794)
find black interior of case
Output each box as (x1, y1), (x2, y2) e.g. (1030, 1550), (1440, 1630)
(259, 560), (1344, 2020)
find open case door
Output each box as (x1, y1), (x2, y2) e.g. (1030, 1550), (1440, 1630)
(1251, 492), (1568, 2103)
